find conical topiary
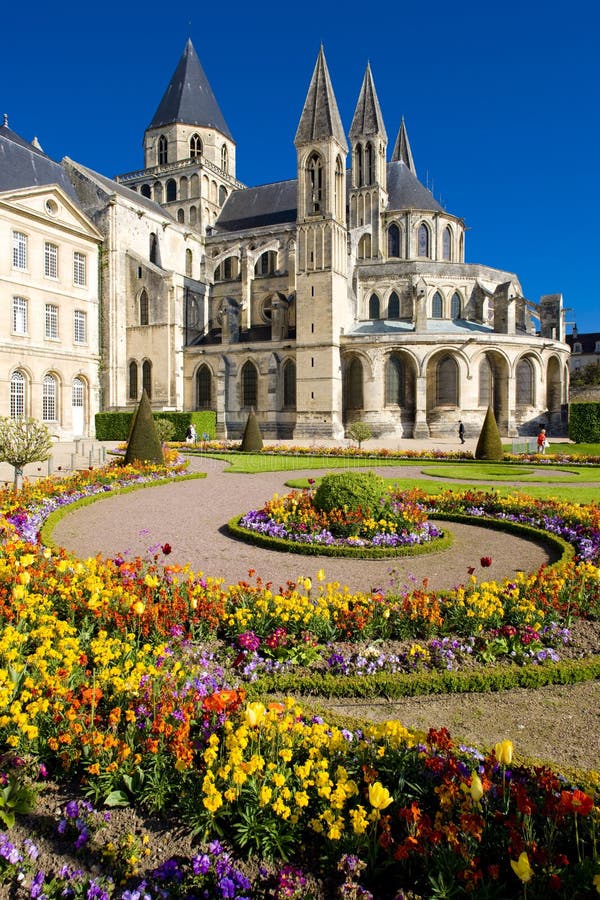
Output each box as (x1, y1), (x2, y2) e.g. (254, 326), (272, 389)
(474, 406), (503, 460)
(124, 390), (164, 465)
(240, 409), (263, 452)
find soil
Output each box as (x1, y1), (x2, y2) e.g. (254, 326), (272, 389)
(10, 456), (599, 891)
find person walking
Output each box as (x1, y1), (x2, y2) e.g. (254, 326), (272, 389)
(537, 427), (548, 453)
(458, 420), (465, 444)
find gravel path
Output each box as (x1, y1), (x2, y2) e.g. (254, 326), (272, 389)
(51, 458), (559, 593)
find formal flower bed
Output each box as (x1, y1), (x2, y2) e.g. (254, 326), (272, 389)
(0, 463), (598, 897)
(235, 484), (446, 555)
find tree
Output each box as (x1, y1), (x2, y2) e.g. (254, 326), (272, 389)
(0, 417), (53, 490)
(240, 409), (263, 452)
(474, 406), (503, 461)
(124, 390), (164, 465)
(346, 421), (373, 449)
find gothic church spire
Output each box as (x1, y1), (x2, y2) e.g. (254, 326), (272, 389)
(349, 63), (387, 141)
(391, 117), (416, 175)
(294, 46), (347, 150)
(148, 38), (232, 140)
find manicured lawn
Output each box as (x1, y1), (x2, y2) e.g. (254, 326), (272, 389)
(420, 463), (600, 482)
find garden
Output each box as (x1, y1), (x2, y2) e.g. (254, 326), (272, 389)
(0, 439), (598, 898)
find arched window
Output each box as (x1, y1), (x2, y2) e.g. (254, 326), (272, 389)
(196, 365), (212, 409)
(516, 358), (534, 406)
(418, 223), (430, 258)
(242, 361), (258, 408)
(255, 251), (276, 276)
(215, 257), (236, 281)
(189, 206), (197, 225)
(479, 358), (492, 407)
(283, 360), (296, 409)
(345, 358), (363, 410)
(335, 155), (344, 219)
(185, 249), (192, 277)
(139, 289), (149, 325)
(388, 291), (400, 319)
(158, 135), (168, 165)
(140, 184), (151, 198)
(358, 233), (371, 259)
(190, 133), (202, 158)
(388, 224), (400, 258)
(307, 152), (323, 213)
(443, 226), (452, 261)
(365, 142), (374, 184)
(42, 374), (57, 422)
(354, 144), (363, 187)
(431, 291), (443, 318)
(369, 294), (380, 319)
(153, 182), (163, 204)
(129, 361), (138, 400)
(142, 360), (152, 399)
(385, 355), (404, 406)
(180, 177), (188, 200)
(177, 209), (185, 224)
(436, 355), (458, 406)
(149, 233), (158, 265)
(190, 174), (199, 198)
(166, 179), (177, 202)
(219, 185), (228, 206)
(10, 371), (25, 418)
(221, 144), (228, 173)
(451, 292), (461, 319)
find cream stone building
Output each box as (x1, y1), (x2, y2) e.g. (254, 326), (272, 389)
(114, 41), (569, 440)
(0, 119), (101, 438)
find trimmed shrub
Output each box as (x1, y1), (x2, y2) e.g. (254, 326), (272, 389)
(240, 409), (263, 452)
(314, 471), (386, 515)
(475, 406), (503, 460)
(95, 410), (216, 441)
(124, 390), (164, 465)
(569, 402), (600, 442)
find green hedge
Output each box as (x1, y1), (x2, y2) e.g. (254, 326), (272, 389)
(248, 655), (600, 699)
(227, 515), (453, 559)
(95, 410), (217, 441)
(569, 401), (600, 442)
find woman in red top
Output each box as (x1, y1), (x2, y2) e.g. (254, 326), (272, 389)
(537, 428), (547, 453)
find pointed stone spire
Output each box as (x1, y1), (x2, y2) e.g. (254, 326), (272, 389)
(349, 63), (387, 141)
(294, 46), (347, 151)
(148, 39), (232, 140)
(31, 136), (43, 151)
(391, 117), (416, 175)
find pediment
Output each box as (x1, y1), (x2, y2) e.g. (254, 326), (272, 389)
(0, 184), (102, 240)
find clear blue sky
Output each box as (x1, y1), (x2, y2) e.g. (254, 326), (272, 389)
(4, 0), (598, 333)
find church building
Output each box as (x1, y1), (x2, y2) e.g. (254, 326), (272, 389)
(2, 41), (571, 440)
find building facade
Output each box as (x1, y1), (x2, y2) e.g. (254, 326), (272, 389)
(0, 120), (101, 438)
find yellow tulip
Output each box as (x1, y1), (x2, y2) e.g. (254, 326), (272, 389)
(316, 569), (325, 582)
(495, 740), (514, 766)
(510, 851), (533, 883)
(368, 781), (393, 810)
(132, 601), (145, 615)
(244, 701), (266, 727)
(470, 771), (484, 802)
(593, 873), (600, 894)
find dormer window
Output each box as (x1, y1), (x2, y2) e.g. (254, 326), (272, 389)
(158, 135), (168, 165)
(190, 133), (202, 158)
(595, 341), (600, 353)
(573, 342), (582, 354)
